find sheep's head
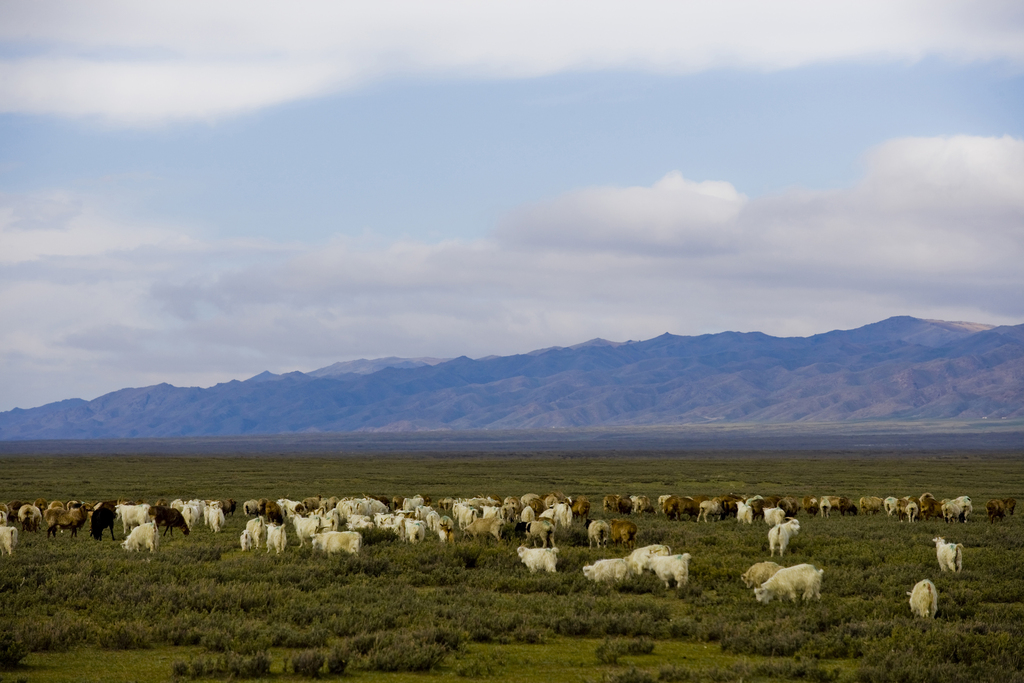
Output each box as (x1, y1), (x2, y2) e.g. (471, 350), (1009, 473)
(754, 587), (772, 604)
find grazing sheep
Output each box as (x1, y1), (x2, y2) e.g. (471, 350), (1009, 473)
(754, 564), (824, 603)
(819, 497), (833, 518)
(207, 507), (226, 533)
(647, 553), (691, 588)
(663, 496), (701, 521)
(90, 506), (117, 540)
(586, 519), (611, 548)
(906, 501), (919, 522)
(149, 506), (190, 536)
(860, 497), (884, 515)
(987, 499), (1006, 523)
(1005, 498), (1017, 515)
(312, 531), (362, 555)
(551, 502), (573, 528)
(933, 537), (963, 573)
(802, 496), (820, 517)
(437, 516), (455, 543)
(517, 546), (559, 573)
(763, 507), (786, 527)
(626, 544), (672, 575)
(769, 519), (801, 557)
(941, 500), (964, 524)
(18, 505), (42, 533)
(293, 514), (329, 547)
(243, 499), (260, 516)
(610, 519), (638, 549)
(741, 561), (783, 588)
(121, 522), (159, 553)
(698, 499), (722, 523)
(463, 516), (503, 543)
(245, 517), (267, 549)
(582, 558), (632, 584)
(262, 500), (285, 525)
(519, 506), (536, 523)
(525, 520), (555, 548)
(736, 502), (754, 524)
(908, 579), (938, 618)
(883, 497), (899, 516)
(571, 496), (591, 521)
(952, 496), (972, 519)
(404, 519), (427, 544)
(266, 524), (287, 554)
(239, 529), (254, 551)
(0, 526), (17, 555)
(45, 504), (90, 538)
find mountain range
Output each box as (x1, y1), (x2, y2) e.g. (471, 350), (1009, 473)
(1, 316), (1021, 440)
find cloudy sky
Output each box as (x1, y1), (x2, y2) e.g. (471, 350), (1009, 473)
(1, 1), (1023, 411)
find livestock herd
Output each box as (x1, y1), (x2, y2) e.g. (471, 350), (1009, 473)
(0, 489), (1016, 619)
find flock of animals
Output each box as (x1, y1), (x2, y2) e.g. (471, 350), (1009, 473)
(0, 489), (1015, 619)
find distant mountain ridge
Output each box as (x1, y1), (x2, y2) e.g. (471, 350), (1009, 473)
(1, 316), (1021, 440)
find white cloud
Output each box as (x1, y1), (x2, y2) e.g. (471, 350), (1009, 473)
(1, 1), (1022, 123)
(1, 134), (1021, 410)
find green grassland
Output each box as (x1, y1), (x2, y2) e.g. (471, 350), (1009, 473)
(1, 452), (1022, 683)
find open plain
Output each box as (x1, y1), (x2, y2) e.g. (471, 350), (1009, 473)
(1, 432), (1022, 682)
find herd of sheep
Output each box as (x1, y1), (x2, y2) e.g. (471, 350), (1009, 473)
(0, 489), (1015, 619)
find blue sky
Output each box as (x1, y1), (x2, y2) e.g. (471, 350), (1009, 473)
(1, 2), (1023, 411)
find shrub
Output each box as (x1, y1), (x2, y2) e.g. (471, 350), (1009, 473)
(326, 644), (350, 674)
(596, 637), (655, 664)
(0, 632), (28, 669)
(291, 649), (325, 678)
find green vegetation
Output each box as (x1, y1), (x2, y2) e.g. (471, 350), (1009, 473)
(0, 452), (1021, 682)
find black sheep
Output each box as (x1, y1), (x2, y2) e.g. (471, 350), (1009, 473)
(90, 506), (116, 541)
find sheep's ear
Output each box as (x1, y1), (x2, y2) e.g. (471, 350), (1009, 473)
(906, 591), (913, 596)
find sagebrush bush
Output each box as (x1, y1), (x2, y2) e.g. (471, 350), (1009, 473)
(291, 649), (325, 677)
(0, 632), (28, 669)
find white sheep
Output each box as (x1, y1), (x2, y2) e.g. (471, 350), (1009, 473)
(587, 520), (611, 548)
(736, 502), (754, 524)
(883, 496), (899, 516)
(121, 522), (159, 553)
(116, 503), (151, 535)
(245, 517), (267, 549)
(754, 563), (823, 603)
(312, 531), (362, 555)
(941, 500), (963, 524)
(582, 558), (632, 584)
(404, 519), (426, 544)
(0, 526), (18, 556)
(769, 519), (800, 557)
(741, 561), (783, 588)
(647, 553), (691, 588)
(552, 503), (573, 529)
(266, 524), (287, 554)
(239, 529), (254, 552)
(819, 497), (832, 518)
(520, 506), (536, 523)
(293, 514), (329, 547)
(698, 499), (722, 522)
(526, 520), (555, 548)
(933, 537), (963, 572)
(346, 514), (375, 531)
(207, 507), (226, 533)
(517, 546), (559, 573)
(763, 507), (786, 527)
(907, 578), (938, 618)
(953, 495), (973, 519)
(626, 544), (671, 575)
(906, 501), (919, 522)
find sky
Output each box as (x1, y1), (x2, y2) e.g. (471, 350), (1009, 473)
(1, 1), (1023, 411)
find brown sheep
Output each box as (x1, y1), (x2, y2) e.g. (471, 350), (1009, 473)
(221, 499), (237, 517)
(779, 497), (801, 517)
(918, 495), (943, 521)
(617, 496), (634, 515)
(663, 496), (700, 521)
(261, 500), (285, 525)
(610, 519), (638, 549)
(149, 505), (191, 536)
(1004, 498), (1017, 516)
(44, 504), (89, 538)
(987, 499), (1006, 523)
(463, 516), (503, 543)
(838, 497), (858, 516)
(801, 497), (819, 516)
(18, 504), (42, 533)
(860, 497), (883, 515)
(571, 496), (591, 521)
(603, 494), (621, 513)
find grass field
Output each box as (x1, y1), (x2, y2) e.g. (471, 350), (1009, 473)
(1, 452), (1022, 682)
